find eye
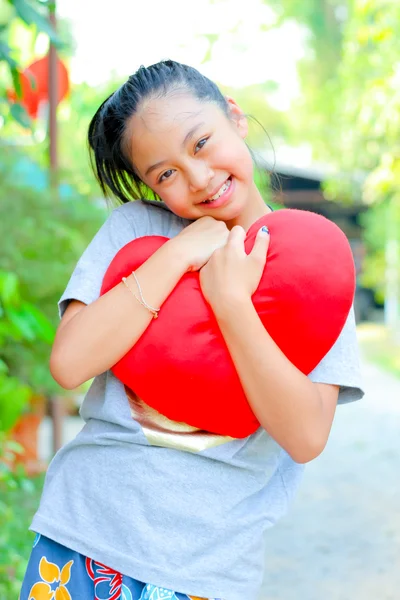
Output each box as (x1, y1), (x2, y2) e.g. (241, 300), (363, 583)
(158, 169), (175, 183)
(194, 137), (208, 153)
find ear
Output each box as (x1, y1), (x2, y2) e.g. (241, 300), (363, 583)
(225, 96), (248, 139)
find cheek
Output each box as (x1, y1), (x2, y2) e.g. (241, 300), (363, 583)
(239, 144), (254, 178)
(227, 148), (253, 180)
(218, 137), (252, 171)
(158, 184), (192, 216)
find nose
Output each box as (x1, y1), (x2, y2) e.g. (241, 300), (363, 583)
(188, 161), (214, 193)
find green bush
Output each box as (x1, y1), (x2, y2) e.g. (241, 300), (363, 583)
(0, 269), (54, 431)
(0, 435), (44, 597)
(0, 146), (106, 396)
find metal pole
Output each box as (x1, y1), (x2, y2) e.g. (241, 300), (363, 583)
(48, 5), (58, 185)
(48, 1), (63, 452)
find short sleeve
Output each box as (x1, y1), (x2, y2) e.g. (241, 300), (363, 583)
(58, 206), (136, 318)
(308, 306), (364, 404)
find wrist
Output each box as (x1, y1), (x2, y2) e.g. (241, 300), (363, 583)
(163, 237), (193, 274)
(210, 293), (254, 322)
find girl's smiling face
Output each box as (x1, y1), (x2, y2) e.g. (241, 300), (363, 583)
(126, 93), (268, 229)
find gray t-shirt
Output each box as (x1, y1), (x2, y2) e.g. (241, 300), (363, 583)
(31, 200), (364, 600)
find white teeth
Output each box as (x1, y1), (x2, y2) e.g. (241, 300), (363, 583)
(204, 178), (231, 203)
(210, 179), (230, 200)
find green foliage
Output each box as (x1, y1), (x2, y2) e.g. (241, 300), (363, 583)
(359, 195), (400, 303)
(0, 0), (65, 129)
(326, 2), (400, 170)
(221, 81), (291, 147)
(0, 434), (44, 596)
(358, 322), (400, 378)
(267, 0), (346, 74)
(263, 0), (349, 152)
(0, 369), (31, 433)
(359, 202), (388, 300)
(12, 0), (60, 47)
(330, 1), (400, 303)
(278, 0), (400, 198)
(265, 0), (400, 312)
(0, 269), (53, 432)
(0, 146), (106, 397)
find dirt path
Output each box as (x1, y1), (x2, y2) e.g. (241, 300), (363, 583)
(260, 358), (400, 600)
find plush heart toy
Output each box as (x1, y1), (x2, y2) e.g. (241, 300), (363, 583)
(100, 209), (355, 438)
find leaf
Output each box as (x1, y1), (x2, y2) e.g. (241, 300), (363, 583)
(3, 440), (24, 455)
(20, 477), (35, 493)
(0, 374), (31, 432)
(0, 320), (22, 342)
(13, 0), (62, 47)
(0, 40), (18, 69)
(37, 0), (57, 9)
(19, 302), (55, 344)
(25, 69), (37, 91)
(0, 0), (15, 24)
(0, 360), (8, 376)
(9, 102), (32, 129)
(5, 306), (36, 341)
(0, 272), (19, 307)
(10, 66), (23, 99)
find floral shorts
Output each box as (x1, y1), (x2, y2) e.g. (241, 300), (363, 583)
(20, 534), (222, 600)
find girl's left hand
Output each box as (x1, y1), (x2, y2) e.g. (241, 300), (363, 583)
(199, 225), (270, 314)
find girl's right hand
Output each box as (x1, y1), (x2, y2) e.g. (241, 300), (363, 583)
(171, 216), (230, 272)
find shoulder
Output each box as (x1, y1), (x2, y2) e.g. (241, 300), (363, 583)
(308, 306), (365, 404)
(111, 199), (191, 238)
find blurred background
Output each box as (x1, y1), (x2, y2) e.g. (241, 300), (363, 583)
(0, 0), (399, 598)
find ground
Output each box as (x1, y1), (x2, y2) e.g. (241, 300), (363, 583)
(260, 355), (400, 600)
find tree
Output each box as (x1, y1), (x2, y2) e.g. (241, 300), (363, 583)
(325, 1), (400, 329)
(0, 0), (63, 128)
(262, 0), (350, 150)
(265, 0), (400, 330)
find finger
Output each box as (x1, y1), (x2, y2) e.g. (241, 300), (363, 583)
(227, 225), (246, 247)
(250, 225), (270, 264)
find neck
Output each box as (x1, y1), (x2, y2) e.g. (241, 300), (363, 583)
(226, 182), (272, 231)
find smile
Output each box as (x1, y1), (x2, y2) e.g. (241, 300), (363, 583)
(202, 176), (232, 204)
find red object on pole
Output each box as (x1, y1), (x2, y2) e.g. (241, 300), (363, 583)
(7, 55), (69, 119)
(48, 10), (59, 177)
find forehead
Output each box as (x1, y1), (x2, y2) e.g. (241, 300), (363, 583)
(128, 94), (225, 154)
(134, 93), (223, 133)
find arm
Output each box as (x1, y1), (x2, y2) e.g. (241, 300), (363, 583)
(50, 216), (229, 390)
(50, 240), (188, 389)
(215, 299), (338, 463)
(200, 225), (339, 464)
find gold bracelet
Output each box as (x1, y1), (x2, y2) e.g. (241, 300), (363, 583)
(122, 274), (160, 319)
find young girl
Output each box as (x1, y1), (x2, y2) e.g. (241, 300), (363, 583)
(21, 60), (364, 600)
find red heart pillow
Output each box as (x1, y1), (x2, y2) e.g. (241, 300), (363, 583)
(101, 209), (355, 438)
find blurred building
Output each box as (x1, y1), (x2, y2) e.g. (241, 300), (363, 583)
(268, 161), (378, 322)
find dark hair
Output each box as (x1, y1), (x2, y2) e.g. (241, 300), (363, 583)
(88, 60), (229, 204)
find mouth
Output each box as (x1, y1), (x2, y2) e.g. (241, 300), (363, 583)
(201, 176), (232, 204)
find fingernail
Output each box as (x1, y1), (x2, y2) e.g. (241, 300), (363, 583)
(260, 226), (270, 234)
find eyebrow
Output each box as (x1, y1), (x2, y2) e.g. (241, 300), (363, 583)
(144, 121), (206, 177)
